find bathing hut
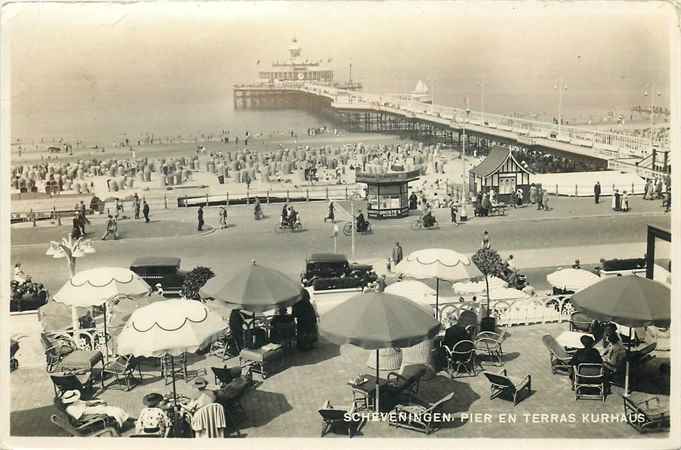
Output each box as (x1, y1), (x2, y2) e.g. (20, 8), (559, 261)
(356, 169), (420, 219)
(469, 146), (532, 202)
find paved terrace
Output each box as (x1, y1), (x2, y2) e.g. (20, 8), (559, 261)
(9, 321), (671, 439)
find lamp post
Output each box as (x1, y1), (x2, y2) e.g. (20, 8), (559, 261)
(554, 79), (568, 137)
(349, 192), (362, 259)
(461, 101), (471, 210)
(477, 80), (486, 126)
(643, 84), (661, 154)
(46, 236), (96, 330)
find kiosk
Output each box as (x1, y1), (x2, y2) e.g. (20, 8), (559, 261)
(469, 146), (532, 203)
(357, 169), (421, 219)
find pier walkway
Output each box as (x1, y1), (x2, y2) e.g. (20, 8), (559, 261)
(234, 82), (671, 178)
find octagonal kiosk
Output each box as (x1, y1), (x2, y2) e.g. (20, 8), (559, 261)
(356, 169), (420, 219)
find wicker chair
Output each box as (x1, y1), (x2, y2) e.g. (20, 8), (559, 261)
(443, 340), (477, 378)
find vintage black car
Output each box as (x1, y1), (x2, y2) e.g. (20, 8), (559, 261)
(10, 280), (48, 313)
(130, 256), (187, 296)
(301, 253), (377, 291)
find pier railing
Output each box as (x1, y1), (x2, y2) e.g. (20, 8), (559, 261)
(297, 83), (666, 160)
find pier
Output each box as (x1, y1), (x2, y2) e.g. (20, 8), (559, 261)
(234, 81), (671, 178)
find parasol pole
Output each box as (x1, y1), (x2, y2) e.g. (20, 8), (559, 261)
(170, 353), (178, 406)
(623, 327), (632, 397)
(435, 278), (440, 320)
(103, 302), (108, 363)
(375, 349), (380, 414)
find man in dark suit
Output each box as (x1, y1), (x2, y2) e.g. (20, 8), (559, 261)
(443, 324), (471, 350)
(197, 205), (204, 231)
(594, 181), (601, 204)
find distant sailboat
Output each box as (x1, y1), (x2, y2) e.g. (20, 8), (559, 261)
(411, 80), (432, 104)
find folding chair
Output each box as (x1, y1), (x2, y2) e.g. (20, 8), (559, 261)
(388, 392), (455, 434)
(483, 368), (531, 406)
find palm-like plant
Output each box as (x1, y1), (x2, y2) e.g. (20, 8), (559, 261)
(471, 247), (505, 317)
(45, 235), (95, 329)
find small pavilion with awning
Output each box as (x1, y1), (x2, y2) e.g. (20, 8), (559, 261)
(469, 146), (532, 203)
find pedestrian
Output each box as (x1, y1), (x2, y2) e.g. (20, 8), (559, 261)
(655, 179), (663, 199)
(142, 199), (150, 223)
(536, 185), (544, 210)
(450, 201), (458, 225)
(218, 207), (228, 229)
(613, 189), (621, 211)
(101, 215), (118, 240)
(529, 183), (537, 204)
(622, 191), (630, 212)
(71, 216), (82, 240)
(481, 230), (491, 249)
(543, 192), (551, 211)
(594, 181), (601, 204)
(197, 205), (205, 231)
(324, 200), (335, 223)
(392, 241), (403, 267)
(79, 201), (90, 226)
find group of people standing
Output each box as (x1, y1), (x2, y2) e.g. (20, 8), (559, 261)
(528, 183), (549, 211)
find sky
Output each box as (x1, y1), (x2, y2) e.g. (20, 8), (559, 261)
(3, 1), (674, 140)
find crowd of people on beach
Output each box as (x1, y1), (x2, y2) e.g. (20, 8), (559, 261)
(510, 146), (605, 174)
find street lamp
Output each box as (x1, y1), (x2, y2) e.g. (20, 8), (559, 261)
(554, 79), (568, 137)
(643, 84), (662, 154)
(477, 80), (486, 126)
(461, 103), (471, 210)
(348, 192), (363, 260)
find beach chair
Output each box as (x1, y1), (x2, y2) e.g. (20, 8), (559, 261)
(319, 401), (362, 438)
(384, 364), (427, 406)
(475, 332), (504, 366)
(191, 403), (227, 438)
(50, 373), (97, 400)
(50, 412), (119, 437)
(51, 400), (118, 437)
(573, 363), (606, 402)
(103, 355), (142, 391)
(483, 368), (531, 406)
(623, 396), (670, 433)
(541, 335), (573, 375)
(443, 340), (477, 378)
(388, 392), (455, 434)
(40, 333), (74, 373)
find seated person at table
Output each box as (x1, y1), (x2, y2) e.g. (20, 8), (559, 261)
(136, 393), (172, 436)
(568, 335), (603, 382)
(213, 367), (253, 409)
(442, 324), (471, 349)
(602, 332), (627, 375)
(293, 290), (319, 351)
(60, 389), (130, 430)
(186, 377), (217, 413)
(270, 306), (295, 344)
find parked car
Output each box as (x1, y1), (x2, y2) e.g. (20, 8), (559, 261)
(301, 253), (377, 291)
(10, 280), (48, 313)
(596, 257), (646, 278)
(130, 256), (187, 296)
